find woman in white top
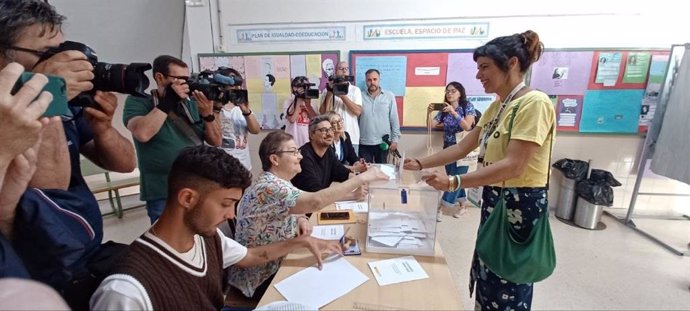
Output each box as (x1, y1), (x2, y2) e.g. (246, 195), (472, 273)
(283, 76), (318, 148)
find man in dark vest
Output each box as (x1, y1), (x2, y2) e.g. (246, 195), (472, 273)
(90, 146), (342, 310)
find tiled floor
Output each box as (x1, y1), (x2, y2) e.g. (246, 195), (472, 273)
(103, 197), (690, 310)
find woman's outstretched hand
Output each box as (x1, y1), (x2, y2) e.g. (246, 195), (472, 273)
(403, 158), (421, 171)
(421, 170), (450, 192)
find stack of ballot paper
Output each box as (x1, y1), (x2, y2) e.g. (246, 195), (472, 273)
(367, 256), (429, 286)
(367, 212), (433, 255)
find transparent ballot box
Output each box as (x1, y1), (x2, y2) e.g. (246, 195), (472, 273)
(366, 183), (441, 256)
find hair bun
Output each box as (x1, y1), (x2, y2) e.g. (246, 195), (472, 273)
(520, 30), (544, 64)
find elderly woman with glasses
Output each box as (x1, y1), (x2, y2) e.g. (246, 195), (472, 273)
(227, 130), (387, 301)
(427, 81), (477, 221)
(325, 111), (367, 174)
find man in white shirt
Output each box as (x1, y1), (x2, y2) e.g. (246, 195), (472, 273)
(90, 146), (341, 310)
(319, 61), (363, 154)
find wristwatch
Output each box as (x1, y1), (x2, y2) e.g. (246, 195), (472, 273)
(201, 114), (215, 122)
(242, 109), (253, 116)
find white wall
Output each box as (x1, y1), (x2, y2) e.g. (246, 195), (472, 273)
(186, 0), (690, 67)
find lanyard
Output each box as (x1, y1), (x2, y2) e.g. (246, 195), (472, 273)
(478, 81), (526, 159)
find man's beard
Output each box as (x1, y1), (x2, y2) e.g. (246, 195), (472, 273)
(184, 201), (217, 238)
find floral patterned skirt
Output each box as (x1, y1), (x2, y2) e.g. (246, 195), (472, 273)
(469, 186), (548, 311)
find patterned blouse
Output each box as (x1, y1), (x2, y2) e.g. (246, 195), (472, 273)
(227, 171), (302, 297)
(433, 102), (476, 145)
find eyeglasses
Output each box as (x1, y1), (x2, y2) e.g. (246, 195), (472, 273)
(164, 74), (190, 81)
(315, 127), (334, 134)
(337, 67), (349, 71)
(445, 89), (459, 94)
(275, 149), (300, 156)
(5, 46), (47, 58)
(330, 119), (343, 124)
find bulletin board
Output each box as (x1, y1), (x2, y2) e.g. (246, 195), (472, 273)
(529, 49), (669, 134)
(350, 50), (496, 130)
(350, 48), (669, 133)
(198, 51), (339, 129)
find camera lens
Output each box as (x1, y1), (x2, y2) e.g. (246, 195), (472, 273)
(93, 62), (152, 97)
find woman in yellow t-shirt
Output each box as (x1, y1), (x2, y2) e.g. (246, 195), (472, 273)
(405, 30), (555, 311)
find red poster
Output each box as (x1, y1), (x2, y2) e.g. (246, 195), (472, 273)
(396, 96), (404, 126)
(406, 53), (448, 87)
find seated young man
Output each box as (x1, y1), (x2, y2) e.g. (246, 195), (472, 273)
(291, 115), (361, 198)
(90, 146), (342, 310)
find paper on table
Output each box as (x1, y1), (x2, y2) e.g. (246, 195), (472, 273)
(367, 256), (429, 286)
(274, 257), (369, 308)
(310, 225), (345, 240)
(255, 300), (317, 310)
(335, 201), (369, 213)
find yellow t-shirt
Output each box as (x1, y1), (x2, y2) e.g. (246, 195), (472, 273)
(476, 90), (556, 187)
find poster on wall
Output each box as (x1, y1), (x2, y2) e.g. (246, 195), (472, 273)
(554, 95), (584, 132)
(595, 52), (623, 86)
(467, 95), (496, 114)
(639, 54), (670, 128)
(622, 52), (651, 84)
(529, 51), (593, 95)
(446, 53), (488, 96)
(406, 53), (448, 87)
(580, 89), (644, 133)
(403, 86), (445, 127)
(198, 52), (338, 129)
(354, 55), (408, 96)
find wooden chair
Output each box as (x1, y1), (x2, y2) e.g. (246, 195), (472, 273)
(80, 159), (140, 218)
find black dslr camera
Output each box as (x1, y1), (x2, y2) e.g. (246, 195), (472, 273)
(37, 41), (152, 108)
(187, 68), (248, 104)
(328, 75), (354, 96)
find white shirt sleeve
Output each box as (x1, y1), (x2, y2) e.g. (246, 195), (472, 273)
(351, 85), (363, 106)
(90, 274), (152, 311)
(218, 229), (248, 268)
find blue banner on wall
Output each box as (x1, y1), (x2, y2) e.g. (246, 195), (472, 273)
(580, 89), (644, 133)
(354, 56), (408, 96)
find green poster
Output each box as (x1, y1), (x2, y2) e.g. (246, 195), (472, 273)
(623, 52), (651, 83)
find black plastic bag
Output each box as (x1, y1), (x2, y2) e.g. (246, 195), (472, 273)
(576, 180), (614, 206)
(552, 158), (589, 180)
(588, 169), (622, 187)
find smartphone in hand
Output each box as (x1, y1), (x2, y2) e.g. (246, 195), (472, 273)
(13, 72), (69, 117)
(431, 103), (446, 111)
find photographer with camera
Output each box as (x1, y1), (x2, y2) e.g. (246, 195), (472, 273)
(124, 55), (221, 224)
(0, 0), (137, 308)
(284, 76), (318, 148)
(214, 67), (259, 170)
(319, 61), (363, 154)
(0, 1), (136, 192)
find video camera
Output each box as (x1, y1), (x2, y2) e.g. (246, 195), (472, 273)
(37, 41), (152, 108)
(187, 68), (248, 104)
(327, 75), (354, 96)
(293, 82), (319, 99)
(290, 76), (319, 99)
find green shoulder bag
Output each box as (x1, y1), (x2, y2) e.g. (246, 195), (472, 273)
(475, 103), (556, 284)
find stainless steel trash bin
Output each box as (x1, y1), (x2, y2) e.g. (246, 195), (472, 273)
(555, 178), (578, 220)
(573, 197), (605, 229)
